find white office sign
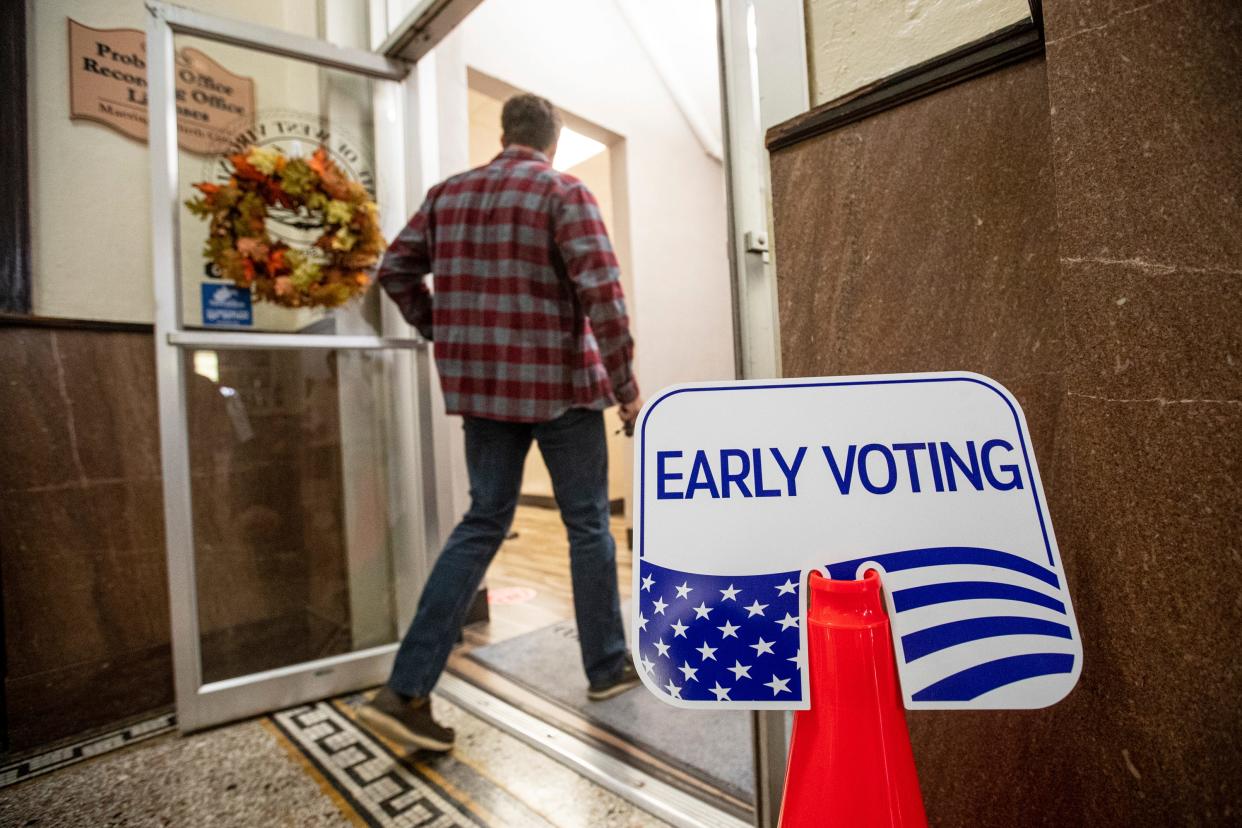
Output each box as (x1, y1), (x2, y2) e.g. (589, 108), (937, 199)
(631, 372), (1082, 711)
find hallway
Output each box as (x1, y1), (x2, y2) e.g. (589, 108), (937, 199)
(464, 505), (633, 649)
(453, 507), (753, 818)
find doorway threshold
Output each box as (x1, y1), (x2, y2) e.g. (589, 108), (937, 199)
(437, 672), (753, 828)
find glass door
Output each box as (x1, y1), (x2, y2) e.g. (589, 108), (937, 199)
(146, 2), (434, 731)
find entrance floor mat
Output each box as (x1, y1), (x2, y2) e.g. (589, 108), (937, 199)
(467, 617), (755, 804)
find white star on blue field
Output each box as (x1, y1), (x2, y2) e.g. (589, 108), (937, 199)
(637, 562), (803, 703)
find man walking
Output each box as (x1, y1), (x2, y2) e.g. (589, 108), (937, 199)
(358, 94), (642, 752)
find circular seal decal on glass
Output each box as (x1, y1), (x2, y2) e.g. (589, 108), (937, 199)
(203, 109), (375, 248)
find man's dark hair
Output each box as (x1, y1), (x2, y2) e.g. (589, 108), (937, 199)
(501, 94), (562, 152)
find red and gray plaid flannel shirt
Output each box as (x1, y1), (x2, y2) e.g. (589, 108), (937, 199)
(378, 145), (638, 423)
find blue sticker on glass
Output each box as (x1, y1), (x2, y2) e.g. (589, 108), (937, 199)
(201, 282), (252, 327)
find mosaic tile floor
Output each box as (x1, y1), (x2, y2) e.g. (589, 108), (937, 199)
(0, 693), (671, 828)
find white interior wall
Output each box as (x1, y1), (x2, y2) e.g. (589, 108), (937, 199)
(433, 0), (735, 413)
(466, 85), (630, 505)
(614, 0), (723, 159)
(804, 0), (1032, 104)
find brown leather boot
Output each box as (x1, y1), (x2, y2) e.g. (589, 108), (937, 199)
(357, 687), (456, 752)
(588, 661), (641, 701)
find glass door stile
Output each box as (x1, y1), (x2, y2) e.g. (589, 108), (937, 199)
(146, 2), (429, 731)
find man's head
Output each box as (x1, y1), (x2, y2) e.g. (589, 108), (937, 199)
(501, 93), (561, 159)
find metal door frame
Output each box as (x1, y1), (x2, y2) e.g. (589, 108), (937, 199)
(716, 2), (809, 825)
(146, 1), (436, 732)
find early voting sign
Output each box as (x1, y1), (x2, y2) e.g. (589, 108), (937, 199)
(632, 372), (1082, 711)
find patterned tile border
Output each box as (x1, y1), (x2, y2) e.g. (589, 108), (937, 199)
(0, 712), (177, 788)
(269, 698), (492, 828)
(4, 695), (562, 828)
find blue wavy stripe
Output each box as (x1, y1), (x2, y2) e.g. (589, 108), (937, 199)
(902, 616), (1074, 662)
(911, 653), (1076, 701)
(825, 547), (1061, 589)
(892, 581), (1066, 615)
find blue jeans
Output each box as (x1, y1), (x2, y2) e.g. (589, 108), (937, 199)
(388, 407), (628, 697)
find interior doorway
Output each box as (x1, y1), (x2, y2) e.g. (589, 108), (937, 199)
(465, 72), (634, 517)
(135, 0), (800, 822)
(421, 0), (749, 817)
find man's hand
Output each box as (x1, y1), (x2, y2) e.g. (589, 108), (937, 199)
(618, 397), (644, 436)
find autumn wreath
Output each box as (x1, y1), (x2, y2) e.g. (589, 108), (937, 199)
(186, 145), (384, 309)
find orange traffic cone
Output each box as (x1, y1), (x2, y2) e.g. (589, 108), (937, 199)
(779, 570), (928, 827)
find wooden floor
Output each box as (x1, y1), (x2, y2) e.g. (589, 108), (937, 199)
(465, 504), (632, 647)
(448, 505), (752, 817)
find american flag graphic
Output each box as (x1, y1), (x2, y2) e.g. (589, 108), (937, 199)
(635, 561), (805, 703)
(827, 547), (1076, 704)
(637, 547), (1077, 707)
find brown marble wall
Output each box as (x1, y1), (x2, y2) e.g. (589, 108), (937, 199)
(0, 325), (172, 750)
(1036, 0), (1242, 821)
(768, 3), (1242, 819)
(0, 326), (354, 749)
